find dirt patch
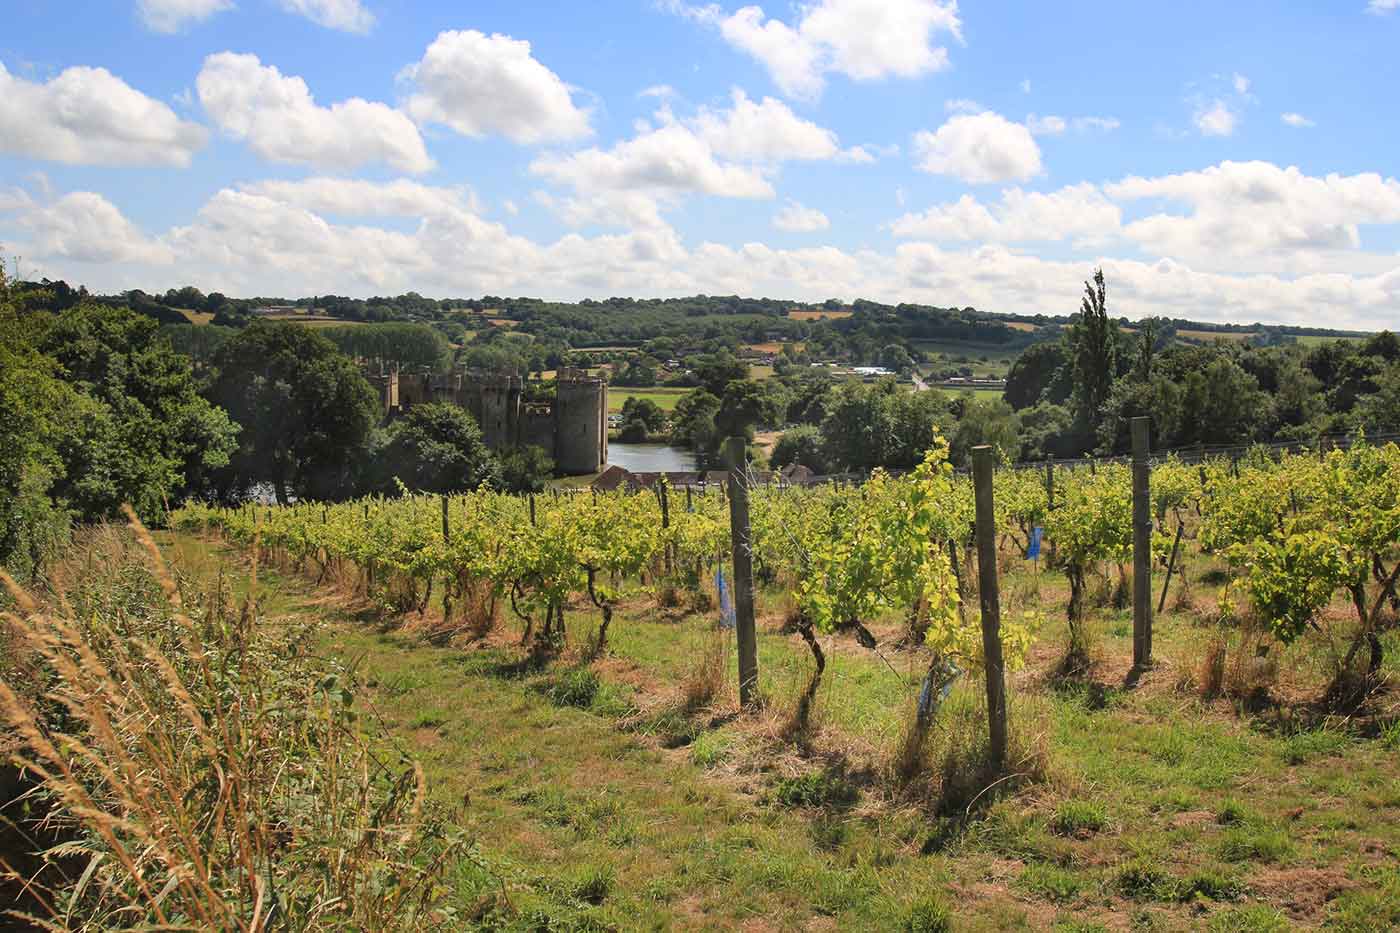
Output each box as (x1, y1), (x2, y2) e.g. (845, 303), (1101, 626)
(1169, 809), (1217, 829)
(1250, 867), (1355, 920)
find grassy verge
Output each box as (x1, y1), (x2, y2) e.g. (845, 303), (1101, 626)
(161, 533), (1400, 931)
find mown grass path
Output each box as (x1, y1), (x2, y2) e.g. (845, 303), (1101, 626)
(167, 533), (1400, 931)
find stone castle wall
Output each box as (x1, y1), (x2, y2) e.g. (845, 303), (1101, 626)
(367, 365), (606, 475)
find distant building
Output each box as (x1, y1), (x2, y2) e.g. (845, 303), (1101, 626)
(369, 366), (608, 475)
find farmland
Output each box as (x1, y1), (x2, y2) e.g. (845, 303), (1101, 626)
(122, 441), (1399, 930)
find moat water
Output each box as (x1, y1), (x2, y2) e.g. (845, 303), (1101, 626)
(606, 443), (697, 473)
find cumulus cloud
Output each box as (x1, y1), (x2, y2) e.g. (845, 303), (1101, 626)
(275, 0), (375, 33)
(773, 200), (831, 232)
(913, 112), (1043, 184)
(1370, 0), (1400, 12)
(1106, 160), (1400, 263)
(678, 0), (961, 100)
(0, 61), (208, 166)
(5, 176), (1400, 330)
(890, 183), (1121, 244)
(1, 191), (173, 265)
(197, 52), (432, 173)
(1282, 112), (1315, 128)
(693, 88), (843, 161)
(240, 178), (478, 218)
(401, 31), (591, 144)
(137, 0), (231, 32)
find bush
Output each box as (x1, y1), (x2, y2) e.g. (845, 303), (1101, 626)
(544, 666), (602, 708)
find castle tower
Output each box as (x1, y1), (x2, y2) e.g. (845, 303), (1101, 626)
(554, 370), (607, 474)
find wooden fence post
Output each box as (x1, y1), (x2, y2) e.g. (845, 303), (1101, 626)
(1131, 417), (1154, 669)
(972, 446), (1008, 770)
(724, 437), (759, 708)
(441, 495), (450, 542)
(658, 481), (673, 575)
(1044, 456), (1056, 565)
(528, 493), (537, 526)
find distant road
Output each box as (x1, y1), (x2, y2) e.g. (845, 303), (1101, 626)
(911, 372), (930, 392)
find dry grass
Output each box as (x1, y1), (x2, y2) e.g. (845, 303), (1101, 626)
(0, 514), (462, 931)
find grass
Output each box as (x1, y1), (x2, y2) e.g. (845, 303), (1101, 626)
(138, 531), (1400, 931)
(607, 386), (688, 413)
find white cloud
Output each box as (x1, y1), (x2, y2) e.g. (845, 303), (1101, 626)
(913, 112), (1043, 184)
(401, 30), (591, 144)
(1026, 114), (1066, 136)
(890, 183), (1121, 244)
(1106, 161), (1400, 265)
(1282, 112), (1315, 128)
(275, 0), (374, 33)
(1369, 0), (1399, 12)
(944, 98), (984, 114)
(1193, 99), (1237, 137)
(197, 52), (432, 173)
(137, 0), (231, 32)
(239, 178), (477, 218)
(531, 123), (773, 201)
(773, 200), (831, 232)
(0, 61), (208, 167)
(2, 191), (173, 265)
(1028, 114), (1120, 136)
(693, 88), (842, 161)
(684, 0), (961, 100)
(1233, 73), (1251, 95)
(6, 176), (1400, 331)
(1020, 79), (1031, 94)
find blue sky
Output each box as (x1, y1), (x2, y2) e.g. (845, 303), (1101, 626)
(2, 0), (1399, 328)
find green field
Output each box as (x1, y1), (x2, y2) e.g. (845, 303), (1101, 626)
(608, 386), (689, 413)
(157, 532), (1400, 931)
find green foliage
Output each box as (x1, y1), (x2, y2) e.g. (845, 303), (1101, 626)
(901, 895), (952, 932)
(544, 666), (603, 708)
(1050, 800), (1108, 836)
(370, 402), (500, 495)
(770, 424), (830, 474)
(207, 320), (379, 503)
(1069, 268), (1119, 434)
(498, 444), (555, 493)
(772, 771), (857, 809)
(319, 322), (452, 370)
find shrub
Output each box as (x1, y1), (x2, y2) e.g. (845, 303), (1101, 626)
(544, 666), (602, 708)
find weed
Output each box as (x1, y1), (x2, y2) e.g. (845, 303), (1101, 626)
(1205, 905), (1289, 932)
(543, 666), (601, 708)
(1115, 858), (1179, 901)
(1217, 825), (1293, 863)
(1215, 799), (1250, 825)
(1017, 863), (1081, 903)
(409, 710), (448, 729)
(1051, 800), (1108, 836)
(809, 814), (850, 851)
(1383, 719), (1400, 751)
(1327, 866), (1400, 931)
(689, 731), (729, 768)
(902, 895), (952, 932)
(1281, 727), (1350, 764)
(773, 770), (857, 809)
(1179, 867), (1245, 902)
(570, 864), (614, 905)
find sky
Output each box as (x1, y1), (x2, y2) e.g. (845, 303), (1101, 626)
(2, 0), (1400, 329)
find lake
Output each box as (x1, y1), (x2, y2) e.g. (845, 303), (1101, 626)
(607, 443), (697, 472)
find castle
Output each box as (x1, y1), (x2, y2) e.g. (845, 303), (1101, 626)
(369, 366), (608, 475)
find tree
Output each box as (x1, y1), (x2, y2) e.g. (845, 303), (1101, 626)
(770, 425), (831, 474)
(1003, 341), (1067, 410)
(369, 403), (499, 495)
(208, 321), (379, 503)
(619, 397), (667, 435)
(36, 303), (238, 518)
(1069, 269), (1119, 435)
(716, 379), (783, 439)
(950, 396), (1020, 466)
(879, 343), (915, 374)
(499, 445), (554, 493)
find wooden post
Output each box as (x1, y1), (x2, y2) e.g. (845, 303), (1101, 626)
(441, 495), (450, 542)
(528, 493), (537, 526)
(658, 481), (673, 575)
(686, 485), (693, 512)
(724, 437), (759, 708)
(972, 446), (1008, 770)
(1044, 457), (1056, 565)
(1158, 520), (1184, 614)
(1131, 417), (1153, 669)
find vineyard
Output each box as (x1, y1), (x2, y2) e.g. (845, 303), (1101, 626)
(150, 439), (1400, 928)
